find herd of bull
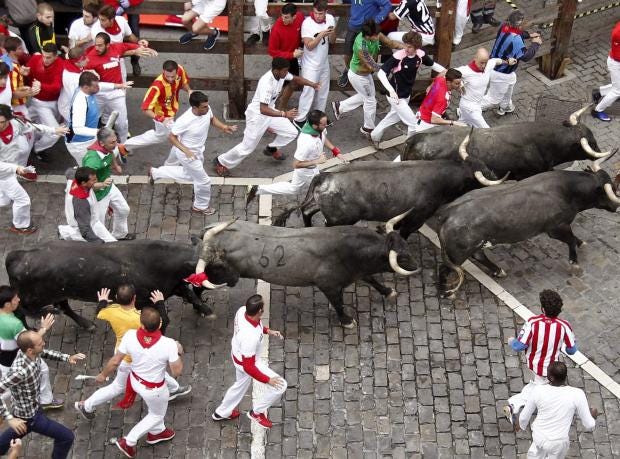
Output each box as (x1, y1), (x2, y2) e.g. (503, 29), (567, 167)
(4, 105), (619, 331)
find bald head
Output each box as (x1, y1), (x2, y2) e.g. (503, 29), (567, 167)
(17, 330), (43, 354)
(474, 48), (490, 70)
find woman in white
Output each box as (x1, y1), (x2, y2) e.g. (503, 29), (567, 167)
(150, 91), (237, 215)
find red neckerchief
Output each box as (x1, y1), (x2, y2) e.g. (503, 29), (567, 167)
(137, 328), (162, 348)
(311, 12), (326, 24)
(501, 24), (523, 35)
(0, 24), (9, 36)
(468, 60), (483, 73)
(104, 19), (122, 36)
(87, 141), (111, 155)
(69, 179), (90, 199)
(64, 59), (82, 73)
(245, 313), (260, 328)
(184, 272), (208, 287)
(0, 123), (14, 145)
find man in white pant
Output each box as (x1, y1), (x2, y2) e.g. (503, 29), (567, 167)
(82, 127), (134, 240)
(591, 21), (620, 122)
(246, 110), (342, 204)
(504, 290), (577, 425)
(371, 31), (445, 147)
(453, 0), (469, 47)
(516, 361), (598, 459)
(75, 285), (190, 422)
(212, 294), (286, 429)
(293, 0), (336, 128)
(151, 91), (237, 216)
(119, 60), (191, 162)
(214, 57), (319, 177)
(245, 0), (273, 46)
(58, 167), (117, 243)
(0, 161), (37, 235)
(456, 48), (507, 128)
(95, 306), (183, 458)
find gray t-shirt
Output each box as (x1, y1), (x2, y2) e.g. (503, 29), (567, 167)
(6, 0), (37, 25)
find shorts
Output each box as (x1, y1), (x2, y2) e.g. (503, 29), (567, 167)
(345, 27), (361, 55)
(192, 0), (227, 24)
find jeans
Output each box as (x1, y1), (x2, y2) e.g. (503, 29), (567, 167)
(0, 410), (74, 458)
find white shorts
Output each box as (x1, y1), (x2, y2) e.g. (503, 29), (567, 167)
(193, 0), (227, 24)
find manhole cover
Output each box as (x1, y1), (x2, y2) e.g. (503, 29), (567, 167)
(535, 96), (584, 122)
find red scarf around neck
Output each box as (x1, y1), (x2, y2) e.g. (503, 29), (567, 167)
(0, 123), (14, 145)
(69, 179), (90, 199)
(468, 60), (483, 73)
(137, 328), (162, 348)
(501, 24), (523, 35)
(104, 20), (122, 36)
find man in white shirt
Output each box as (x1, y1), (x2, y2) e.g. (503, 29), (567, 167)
(95, 306), (184, 458)
(293, 0), (336, 128)
(517, 361), (598, 459)
(247, 110), (342, 204)
(214, 57), (320, 177)
(68, 3), (99, 49)
(212, 295), (286, 429)
(456, 48), (507, 128)
(0, 161), (37, 235)
(150, 91), (237, 216)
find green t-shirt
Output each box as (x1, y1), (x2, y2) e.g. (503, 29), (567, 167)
(82, 149), (114, 201)
(350, 33), (380, 74)
(0, 313), (25, 349)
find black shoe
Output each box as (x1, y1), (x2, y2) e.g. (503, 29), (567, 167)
(246, 34), (260, 47)
(592, 88), (602, 104)
(472, 23), (483, 33)
(204, 29), (220, 50)
(337, 71), (348, 88)
(168, 385), (192, 401)
(246, 185), (258, 207)
(117, 233), (136, 241)
(262, 30), (270, 46)
(263, 146), (277, 156)
(132, 61), (141, 77)
(179, 32), (198, 44)
(292, 119), (305, 131)
(485, 16), (500, 27)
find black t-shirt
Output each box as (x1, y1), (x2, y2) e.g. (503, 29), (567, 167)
(381, 52), (434, 99)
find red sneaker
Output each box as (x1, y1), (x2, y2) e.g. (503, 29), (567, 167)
(213, 158), (231, 177)
(118, 144), (130, 157)
(21, 172), (38, 181)
(247, 410), (273, 429)
(115, 438), (136, 458)
(146, 427), (175, 445)
(212, 408), (240, 421)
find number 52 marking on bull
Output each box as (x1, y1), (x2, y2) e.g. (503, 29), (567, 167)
(258, 244), (286, 268)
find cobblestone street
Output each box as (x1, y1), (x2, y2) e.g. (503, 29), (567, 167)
(0, 1), (619, 458)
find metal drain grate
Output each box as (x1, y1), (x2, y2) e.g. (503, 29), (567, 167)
(535, 96), (585, 122)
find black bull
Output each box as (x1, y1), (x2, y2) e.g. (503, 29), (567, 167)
(402, 109), (610, 180)
(436, 168), (620, 297)
(198, 220), (419, 328)
(273, 160), (506, 238)
(5, 239), (215, 331)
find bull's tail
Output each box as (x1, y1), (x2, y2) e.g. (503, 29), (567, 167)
(273, 175), (321, 227)
(438, 226), (465, 296)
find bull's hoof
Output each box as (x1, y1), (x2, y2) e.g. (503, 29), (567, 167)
(578, 240), (587, 248)
(340, 317), (357, 329)
(440, 292), (456, 300)
(201, 312), (217, 320)
(386, 290), (398, 304)
(569, 263), (583, 275)
(493, 268), (507, 278)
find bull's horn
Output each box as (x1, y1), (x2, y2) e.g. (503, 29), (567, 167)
(388, 250), (420, 276)
(568, 104), (592, 126)
(580, 138), (611, 158)
(203, 279), (227, 289)
(474, 171), (510, 186)
(458, 134), (470, 160)
(385, 208), (414, 233)
(202, 220), (237, 243)
(604, 183), (620, 205)
(591, 149), (619, 172)
(195, 259), (206, 273)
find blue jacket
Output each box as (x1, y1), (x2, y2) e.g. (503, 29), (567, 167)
(346, 0), (393, 30)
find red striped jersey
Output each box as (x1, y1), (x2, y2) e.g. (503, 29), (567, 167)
(10, 63), (26, 106)
(517, 314), (576, 377)
(140, 65), (189, 118)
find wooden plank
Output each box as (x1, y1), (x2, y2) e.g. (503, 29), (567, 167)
(228, 0), (246, 119)
(139, 39), (349, 55)
(539, 0), (577, 79)
(434, 0), (456, 69)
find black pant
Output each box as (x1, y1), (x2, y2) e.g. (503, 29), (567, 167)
(0, 410), (74, 459)
(127, 14), (141, 65)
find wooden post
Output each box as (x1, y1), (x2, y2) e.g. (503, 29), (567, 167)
(228, 0), (246, 119)
(539, 0), (577, 79)
(435, 0), (457, 69)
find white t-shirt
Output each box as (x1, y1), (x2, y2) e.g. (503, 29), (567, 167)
(118, 329), (179, 382)
(519, 384), (596, 441)
(171, 107), (214, 157)
(0, 84), (12, 107)
(246, 70), (294, 116)
(231, 306), (264, 362)
(68, 18), (96, 48)
(457, 58), (502, 106)
(301, 14), (335, 69)
(294, 129), (326, 163)
(91, 16), (132, 43)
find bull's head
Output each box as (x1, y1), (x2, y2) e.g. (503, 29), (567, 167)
(565, 105), (611, 159)
(589, 152), (620, 210)
(384, 210), (420, 276)
(458, 134), (510, 186)
(194, 221), (240, 289)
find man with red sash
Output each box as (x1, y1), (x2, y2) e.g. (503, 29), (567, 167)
(95, 305), (183, 458)
(592, 21), (620, 122)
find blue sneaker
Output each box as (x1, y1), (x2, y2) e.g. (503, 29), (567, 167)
(204, 29), (220, 50)
(179, 32), (198, 44)
(591, 109), (611, 122)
